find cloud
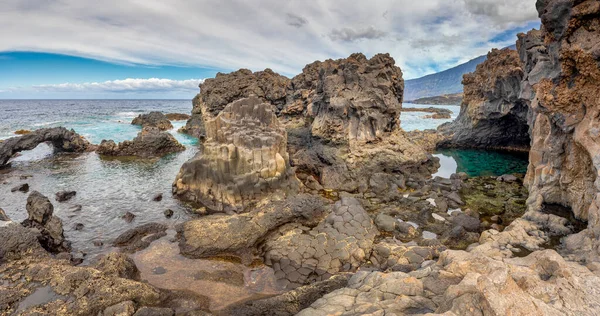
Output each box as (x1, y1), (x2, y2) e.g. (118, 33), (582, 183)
(0, 0), (539, 79)
(463, 0), (539, 24)
(32, 78), (203, 93)
(286, 13), (308, 28)
(329, 26), (387, 42)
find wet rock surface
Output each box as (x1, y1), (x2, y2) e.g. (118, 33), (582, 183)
(132, 112), (174, 131)
(98, 127), (185, 158)
(21, 191), (70, 253)
(0, 127), (92, 167)
(439, 48), (530, 151)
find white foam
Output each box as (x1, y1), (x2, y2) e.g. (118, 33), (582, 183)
(33, 121), (62, 127)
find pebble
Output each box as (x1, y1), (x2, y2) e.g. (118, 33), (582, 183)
(432, 213), (446, 222)
(422, 231), (437, 240)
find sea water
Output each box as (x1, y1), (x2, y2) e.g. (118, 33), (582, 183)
(433, 148), (529, 178)
(0, 100), (198, 256)
(400, 103), (459, 132)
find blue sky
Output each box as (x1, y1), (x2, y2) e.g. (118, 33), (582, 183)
(0, 0), (541, 99)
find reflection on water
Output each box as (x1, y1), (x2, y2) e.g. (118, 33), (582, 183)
(132, 232), (282, 312)
(433, 148), (529, 178)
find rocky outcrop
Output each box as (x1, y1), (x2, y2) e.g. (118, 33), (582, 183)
(180, 53), (435, 206)
(21, 191), (70, 253)
(518, 0), (600, 263)
(297, 249), (600, 315)
(131, 112), (173, 130)
(178, 195), (326, 258)
(164, 113), (190, 121)
(173, 96), (296, 213)
(182, 69), (290, 139)
(262, 198), (377, 289)
(438, 48), (530, 151)
(0, 127), (92, 167)
(98, 127), (185, 158)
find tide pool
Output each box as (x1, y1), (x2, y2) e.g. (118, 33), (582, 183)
(433, 148), (529, 178)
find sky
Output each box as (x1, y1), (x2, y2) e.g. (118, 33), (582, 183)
(0, 0), (540, 99)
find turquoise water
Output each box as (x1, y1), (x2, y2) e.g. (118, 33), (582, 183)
(0, 100), (199, 257)
(400, 103), (459, 131)
(433, 148), (529, 178)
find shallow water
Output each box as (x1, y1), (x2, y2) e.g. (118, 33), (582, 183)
(400, 103), (459, 132)
(0, 100), (198, 257)
(433, 148), (529, 178)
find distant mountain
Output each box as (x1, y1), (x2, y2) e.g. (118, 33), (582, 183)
(405, 45), (516, 101)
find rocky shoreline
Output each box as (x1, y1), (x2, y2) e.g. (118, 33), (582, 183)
(2, 1), (600, 315)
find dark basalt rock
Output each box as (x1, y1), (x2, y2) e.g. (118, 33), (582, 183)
(438, 48), (530, 151)
(0, 208), (9, 221)
(132, 112), (174, 131)
(55, 190), (76, 202)
(98, 127), (185, 158)
(113, 222), (168, 253)
(122, 211), (136, 223)
(0, 127), (92, 167)
(0, 222), (48, 262)
(21, 191), (70, 253)
(222, 274), (350, 316)
(10, 183), (29, 193)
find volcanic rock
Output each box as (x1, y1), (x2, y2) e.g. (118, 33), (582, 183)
(438, 48), (529, 151)
(173, 96), (296, 213)
(55, 190), (76, 202)
(97, 127), (185, 158)
(20, 191), (70, 253)
(131, 112), (173, 130)
(0, 127), (92, 167)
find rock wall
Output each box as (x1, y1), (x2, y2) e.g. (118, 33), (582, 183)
(173, 96), (296, 212)
(520, 0), (600, 261)
(439, 48), (530, 151)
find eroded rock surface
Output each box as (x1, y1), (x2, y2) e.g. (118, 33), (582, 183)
(517, 0), (600, 263)
(21, 191), (70, 253)
(0, 127), (92, 167)
(173, 97), (296, 212)
(132, 112), (174, 131)
(178, 195), (326, 258)
(298, 249), (600, 315)
(262, 197), (377, 289)
(98, 127), (185, 158)
(438, 48), (530, 151)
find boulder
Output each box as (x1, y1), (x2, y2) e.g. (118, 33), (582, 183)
(438, 48), (530, 151)
(131, 112), (173, 130)
(0, 208), (9, 221)
(173, 96), (296, 213)
(0, 222), (48, 262)
(98, 127), (185, 158)
(21, 191), (70, 253)
(55, 190), (76, 202)
(0, 127), (92, 167)
(113, 223), (168, 253)
(10, 183), (29, 193)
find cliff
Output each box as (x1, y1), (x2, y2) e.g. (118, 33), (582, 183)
(438, 48), (530, 151)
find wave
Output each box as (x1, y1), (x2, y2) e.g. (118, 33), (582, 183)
(33, 121), (62, 127)
(116, 111), (142, 117)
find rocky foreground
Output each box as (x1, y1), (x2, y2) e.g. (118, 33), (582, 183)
(2, 0), (600, 315)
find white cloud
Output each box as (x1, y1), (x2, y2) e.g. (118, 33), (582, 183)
(32, 78), (203, 93)
(0, 0), (539, 79)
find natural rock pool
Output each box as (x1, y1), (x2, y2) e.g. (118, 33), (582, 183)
(433, 148), (529, 178)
